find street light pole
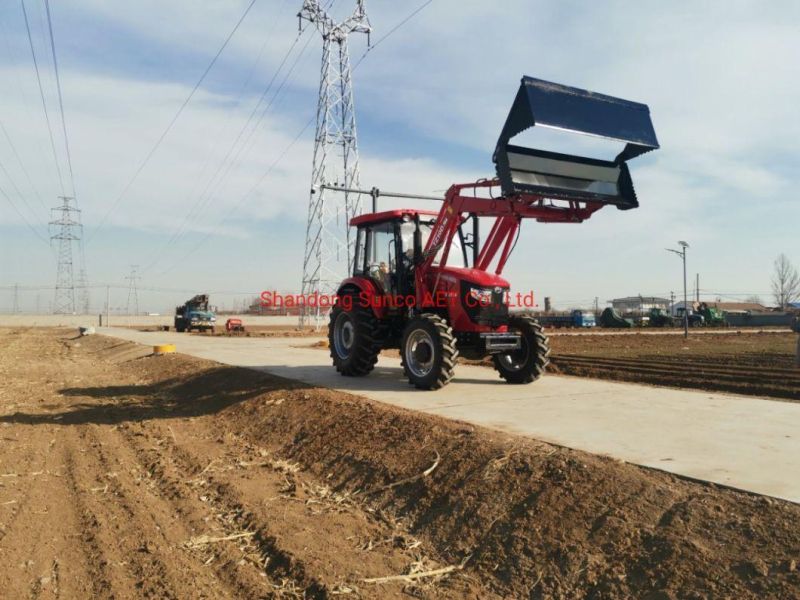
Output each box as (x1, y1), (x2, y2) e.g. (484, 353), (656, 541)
(682, 244), (688, 338)
(667, 241), (690, 339)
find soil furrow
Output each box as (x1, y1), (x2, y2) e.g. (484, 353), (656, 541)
(76, 424), (234, 599)
(114, 423), (285, 598)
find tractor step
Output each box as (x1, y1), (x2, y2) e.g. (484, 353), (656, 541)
(481, 332), (522, 353)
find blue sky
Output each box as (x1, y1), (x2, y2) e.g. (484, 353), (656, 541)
(1, 0), (798, 313)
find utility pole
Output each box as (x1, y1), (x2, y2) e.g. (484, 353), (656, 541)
(105, 285), (110, 327)
(298, 0), (371, 328)
(49, 196), (81, 314)
(667, 241), (690, 338)
(696, 273), (700, 303)
(125, 265), (140, 316)
(12, 284), (19, 313)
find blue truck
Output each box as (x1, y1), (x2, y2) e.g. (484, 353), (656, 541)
(174, 294), (216, 333)
(535, 310), (596, 329)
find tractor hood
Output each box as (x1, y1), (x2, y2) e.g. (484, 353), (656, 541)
(431, 265), (509, 289)
(493, 76), (659, 210)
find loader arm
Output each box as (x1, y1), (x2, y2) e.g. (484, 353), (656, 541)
(414, 179), (605, 306)
(415, 76), (658, 307)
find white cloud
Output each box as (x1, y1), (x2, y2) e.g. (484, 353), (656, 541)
(2, 1), (799, 309)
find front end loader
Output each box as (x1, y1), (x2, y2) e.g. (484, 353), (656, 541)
(328, 76), (659, 389)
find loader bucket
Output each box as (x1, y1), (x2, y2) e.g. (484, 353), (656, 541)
(493, 76), (659, 209)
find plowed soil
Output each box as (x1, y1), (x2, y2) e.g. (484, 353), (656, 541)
(1, 328), (799, 599)
(548, 331), (799, 401)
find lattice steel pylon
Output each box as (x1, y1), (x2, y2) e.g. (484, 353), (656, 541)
(298, 0), (371, 327)
(125, 265), (140, 316)
(49, 196), (81, 314)
(75, 210), (90, 314)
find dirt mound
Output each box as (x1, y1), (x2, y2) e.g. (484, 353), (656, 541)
(219, 377), (800, 598)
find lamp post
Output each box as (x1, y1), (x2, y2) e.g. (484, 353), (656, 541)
(667, 241), (690, 338)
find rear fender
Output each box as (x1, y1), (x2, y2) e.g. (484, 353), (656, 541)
(337, 277), (388, 320)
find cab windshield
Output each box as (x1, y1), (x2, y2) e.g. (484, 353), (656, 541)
(400, 220), (467, 268)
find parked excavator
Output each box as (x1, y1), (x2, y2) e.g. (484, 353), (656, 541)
(328, 76), (659, 389)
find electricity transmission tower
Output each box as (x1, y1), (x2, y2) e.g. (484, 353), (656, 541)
(49, 196), (81, 314)
(125, 265), (140, 316)
(298, 0), (371, 327)
(75, 219), (90, 314)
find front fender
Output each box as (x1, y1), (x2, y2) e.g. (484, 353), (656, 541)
(337, 277), (387, 320)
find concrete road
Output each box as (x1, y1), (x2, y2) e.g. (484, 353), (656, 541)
(99, 327), (800, 503)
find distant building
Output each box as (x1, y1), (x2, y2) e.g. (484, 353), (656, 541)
(610, 296), (670, 314)
(670, 300), (770, 316)
(705, 301), (769, 313)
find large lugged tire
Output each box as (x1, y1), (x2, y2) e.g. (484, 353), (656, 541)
(328, 294), (382, 376)
(492, 315), (550, 384)
(401, 313), (458, 390)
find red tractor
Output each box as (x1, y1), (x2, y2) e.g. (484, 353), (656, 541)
(328, 76), (659, 389)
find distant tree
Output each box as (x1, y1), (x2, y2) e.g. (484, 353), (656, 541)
(771, 254), (800, 309)
(745, 295), (763, 305)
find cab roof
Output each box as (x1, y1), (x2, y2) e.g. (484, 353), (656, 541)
(350, 209), (440, 227)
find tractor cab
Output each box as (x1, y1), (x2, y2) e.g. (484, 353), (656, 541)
(350, 209), (464, 298)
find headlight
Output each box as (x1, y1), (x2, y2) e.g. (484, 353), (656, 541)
(468, 288), (494, 305)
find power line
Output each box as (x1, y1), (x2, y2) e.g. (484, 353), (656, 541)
(139, 17), (313, 273)
(87, 0), (259, 242)
(158, 117), (314, 276)
(0, 154), (48, 235)
(153, 1), (432, 278)
(0, 179), (50, 245)
(160, 28), (315, 252)
(0, 119), (49, 216)
(20, 0), (65, 196)
(42, 0), (76, 198)
(352, 0), (433, 69)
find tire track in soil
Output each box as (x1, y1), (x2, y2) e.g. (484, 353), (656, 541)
(0, 435), (91, 600)
(63, 433), (130, 599)
(0, 441), (37, 545)
(116, 422), (320, 598)
(74, 424), (235, 600)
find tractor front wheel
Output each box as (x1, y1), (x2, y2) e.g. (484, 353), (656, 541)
(401, 314), (458, 390)
(492, 316), (550, 384)
(328, 294), (382, 376)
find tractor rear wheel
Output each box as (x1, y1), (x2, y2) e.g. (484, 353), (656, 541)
(328, 294), (382, 376)
(492, 315), (550, 384)
(401, 314), (458, 390)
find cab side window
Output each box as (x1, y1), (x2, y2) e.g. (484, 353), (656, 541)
(353, 228), (366, 275)
(366, 223), (395, 293)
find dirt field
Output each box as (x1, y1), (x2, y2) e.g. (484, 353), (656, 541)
(548, 331), (799, 401)
(1, 328), (799, 599)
